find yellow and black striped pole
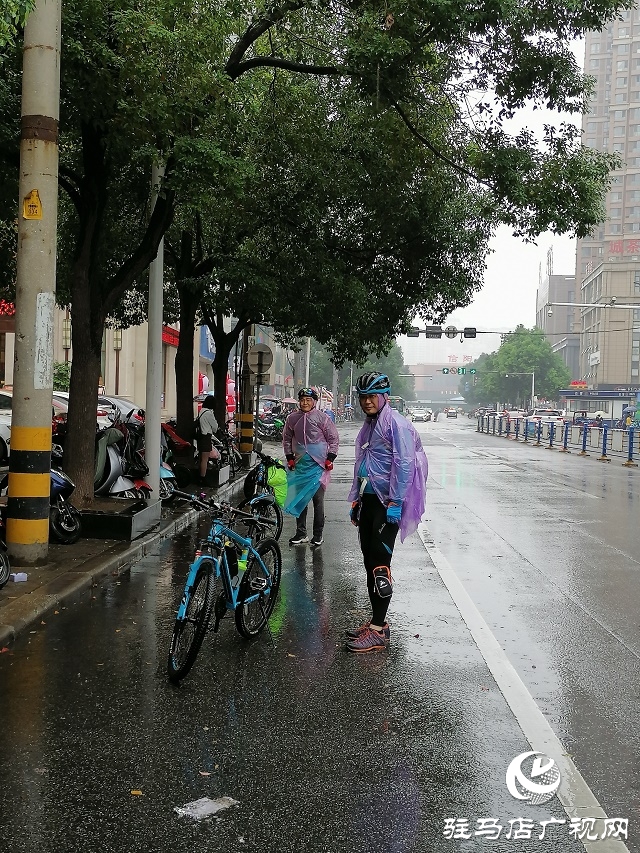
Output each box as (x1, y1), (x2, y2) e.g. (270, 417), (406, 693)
(8, 0), (60, 563)
(7, 427), (52, 553)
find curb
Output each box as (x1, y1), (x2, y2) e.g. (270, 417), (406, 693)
(0, 478), (243, 648)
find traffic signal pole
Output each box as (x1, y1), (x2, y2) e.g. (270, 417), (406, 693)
(8, 0), (61, 564)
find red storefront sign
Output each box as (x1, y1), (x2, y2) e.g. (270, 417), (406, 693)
(162, 325), (179, 347)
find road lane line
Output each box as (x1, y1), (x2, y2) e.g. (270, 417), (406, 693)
(418, 524), (630, 853)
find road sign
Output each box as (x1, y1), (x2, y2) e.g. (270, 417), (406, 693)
(444, 326), (457, 339)
(424, 326), (443, 339)
(406, 327), (420, 337)
(247, 343), (273, 375)
(449, 367), (458, 375)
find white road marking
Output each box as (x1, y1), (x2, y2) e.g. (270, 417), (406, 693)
(418, 524), (630, 852)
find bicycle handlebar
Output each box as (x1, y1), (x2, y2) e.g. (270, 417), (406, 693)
(172, 490), (276, 526)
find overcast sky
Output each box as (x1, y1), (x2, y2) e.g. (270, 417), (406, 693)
(399, 39), (585, 367)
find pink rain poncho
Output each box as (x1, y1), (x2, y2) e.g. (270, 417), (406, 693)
(348, 398), (428, 542)
(283, 408), (339, 518)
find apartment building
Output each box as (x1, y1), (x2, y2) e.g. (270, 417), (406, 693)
(574, 9), (640, 388)
(535, 270), (580, 380)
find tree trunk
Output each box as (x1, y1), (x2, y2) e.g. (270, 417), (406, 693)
(64, 289), (104, 506)
(212, 344), (232, 429)
(174, 285), (198, 440)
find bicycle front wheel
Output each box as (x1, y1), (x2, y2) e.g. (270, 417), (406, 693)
(237, 495), (283, 541)
(168, 560), (216, 682)
(235, 539), (282, 638)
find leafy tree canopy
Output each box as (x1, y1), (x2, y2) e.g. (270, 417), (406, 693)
(309, 339), (414, 400)
(464, 326), (571, 407)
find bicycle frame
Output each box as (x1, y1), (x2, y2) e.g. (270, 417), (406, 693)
(177, 517), (273, 621)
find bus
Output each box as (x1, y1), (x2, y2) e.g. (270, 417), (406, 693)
(388, 396), (406, 415)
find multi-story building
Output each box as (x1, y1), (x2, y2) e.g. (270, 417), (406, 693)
(535, 263), (580, 381)
(573, 10), (640, 388)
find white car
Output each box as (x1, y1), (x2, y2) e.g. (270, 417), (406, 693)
(529, 408), (566, 424)
(412, 409), (429, 422)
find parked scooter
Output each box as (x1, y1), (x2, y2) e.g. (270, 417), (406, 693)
(0, 515), (9, 588)
(49, 468), (82, 544)
(0, 460), (82, 546)
(94, 425), (150, 498)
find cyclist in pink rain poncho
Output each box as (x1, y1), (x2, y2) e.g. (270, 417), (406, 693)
(346, 372), (428, 653)
(283, 387), (339, 547)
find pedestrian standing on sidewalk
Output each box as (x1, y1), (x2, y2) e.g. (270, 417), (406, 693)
(196, 395), (220, 485)
(346, 372), (428, 653)
(283, 387), (339, 547)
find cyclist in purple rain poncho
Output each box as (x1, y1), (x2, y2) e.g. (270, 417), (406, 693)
(345, 372), (428, 654)
(283, 387), (339, 548)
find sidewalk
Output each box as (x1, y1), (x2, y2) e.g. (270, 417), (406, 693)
(0, 477), (243, 648)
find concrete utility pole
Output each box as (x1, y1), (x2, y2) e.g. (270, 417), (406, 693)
(144, 162), (164, 502)
(8, 0), (61, 564)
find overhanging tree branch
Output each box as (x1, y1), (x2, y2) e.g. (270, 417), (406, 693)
(227, 55), (342, 80)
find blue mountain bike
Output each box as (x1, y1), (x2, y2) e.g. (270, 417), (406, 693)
(167, 492), (282, 682)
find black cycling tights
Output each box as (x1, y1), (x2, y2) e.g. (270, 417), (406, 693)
(358, 493), (399, 625)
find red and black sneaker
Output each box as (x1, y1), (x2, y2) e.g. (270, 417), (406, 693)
(345, 621), (389, 640)
(346, 625), (390, 653)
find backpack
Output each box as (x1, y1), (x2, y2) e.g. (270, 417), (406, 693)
(194, 412), (202, 438)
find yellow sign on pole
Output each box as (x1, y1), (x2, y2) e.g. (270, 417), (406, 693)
(23, 189), (43, 220)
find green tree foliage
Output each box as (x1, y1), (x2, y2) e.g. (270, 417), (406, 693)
(464, 327), (571, 407)
(309, 339), (415, 401)
(53, 361), (71, 391)
(0, 1), (33, 52)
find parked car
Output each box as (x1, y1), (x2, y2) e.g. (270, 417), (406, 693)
(97, 395), (145, 425)
(55, 392), (115, 427)
(528, 408), (566, 424)
(446, 409), (458, 418)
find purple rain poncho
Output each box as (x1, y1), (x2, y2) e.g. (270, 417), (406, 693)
(348, 397), (428, 542)
(283, 407), (339, 518)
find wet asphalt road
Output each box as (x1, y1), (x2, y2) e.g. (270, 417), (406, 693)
(0, 418), (637, 852)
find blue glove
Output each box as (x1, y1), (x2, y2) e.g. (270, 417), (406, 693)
(386, 503), (402, 525)
(350, 501), (360, 526)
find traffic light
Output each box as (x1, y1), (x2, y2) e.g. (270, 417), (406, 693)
(469, 368), (477, 374)
(442, 367), (449, 374)
(463, 327), (477, 338)
(424, 326), (443, 339)
(406, 327), (420, 337)
(458, 367), (466, 375)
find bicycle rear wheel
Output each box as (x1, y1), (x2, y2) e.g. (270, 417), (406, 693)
(235, 539), (282, 638)
(168, 560), (216, 682)
(237, 495), (283, 541)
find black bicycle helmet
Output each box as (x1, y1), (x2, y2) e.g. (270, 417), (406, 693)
(355, 372), (391, 395)
(298, 387), (319, 401)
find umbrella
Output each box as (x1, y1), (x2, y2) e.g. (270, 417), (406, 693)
(623, 405), (636, 414)
(282, 397), (297, 404)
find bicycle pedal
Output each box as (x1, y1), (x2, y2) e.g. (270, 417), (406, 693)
(213, 593), (227, 632)
(249, 577), (268, 592)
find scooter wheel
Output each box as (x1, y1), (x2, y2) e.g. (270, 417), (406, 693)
(49, 505), (82, 545)
(0, 547), (9, 589)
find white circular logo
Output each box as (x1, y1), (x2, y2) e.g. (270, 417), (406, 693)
(505, 751), (561, 805)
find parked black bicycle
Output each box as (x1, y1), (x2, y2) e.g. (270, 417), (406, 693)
(239, 450), (286, 539)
